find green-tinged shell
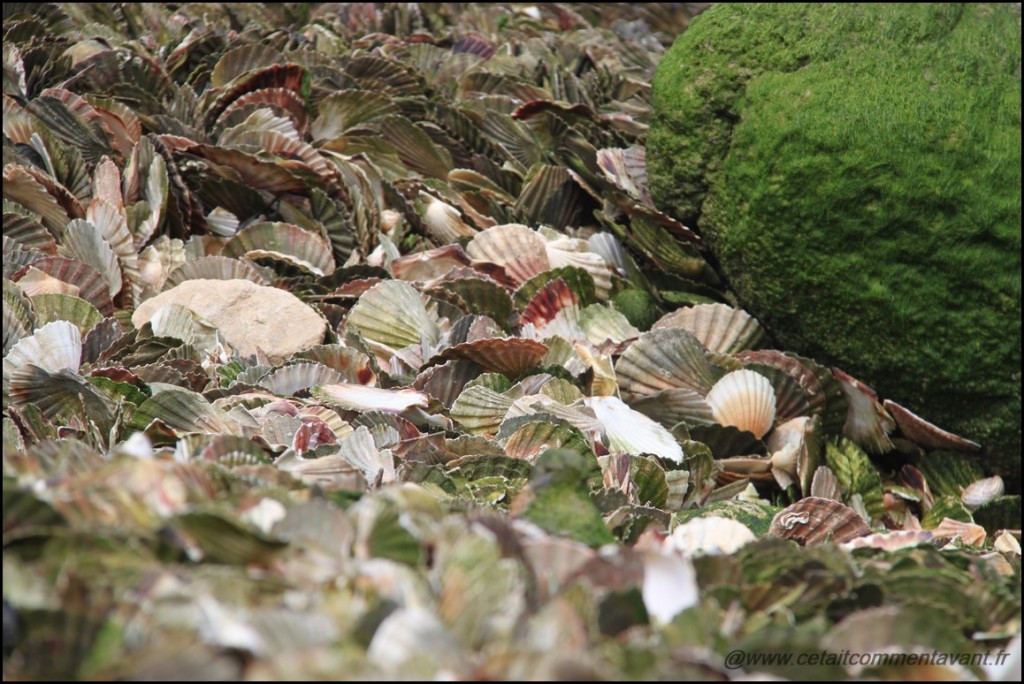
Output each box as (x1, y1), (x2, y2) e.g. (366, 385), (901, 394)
(916, 450), (986, 500)
(427, 273), (513, 328)
(502, 419), (592, 462)
(28, 293), (102, 334)
(258, 362), (349, 397)
(626, 455), (669, 509)
(578, 303), (640, 347)
(450, 384), (516, 435)
(611, 288), (659, 332)
(514, 450), (615, 547)
(514, 266), (598, 311)
(129, 385), (242, 435)
(615, 327), (720, 402)
(824, 438), (885, 525)
(169, 510), (289, 565)
(921, 494), (974, 529)
(163, 256), (272, 289)
(222, 222), (335, 277)
(345, 279), (440, 350)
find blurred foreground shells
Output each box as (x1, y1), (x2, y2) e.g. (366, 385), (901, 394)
(2, 3), (1018, 682)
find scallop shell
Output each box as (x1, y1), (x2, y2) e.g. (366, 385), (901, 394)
(222, 222), (335, 277)
(427, 337), (548, 377)
(883, 399), (981, 452)
(444, 314), (503, 347)
(930, 518), (987, 547)
(413, 359), (483, 409)
(587, 232), (629, 276)
(502, 420), (592, 462)
(961, 475), (1005, 510)
(586, 395), (684, 463)
(427, 272), (513, 328)
(579, 304), (640, 347)
(809, 465), (843, 502)
(12, 256), (114, 316)
(391, 244), (472, 283)
(832, 368), (895, 454)
(450, 384), (516, 435)
(767, 497), (871, 546)
(28, 293), (102, 335)
(2, 320), (82, 381)
(311, 384), (429, 414)
(705, 369), (777, 439)
(736, 350), (848, 436)
(294, 345), (377, 386)
(766, 415), (821, 495)
(666, 517), (757, 556)
(615, 328), (720, 402)
(130, 385), (242, 435)
(420, 193), (476, 244)
(519, 277), (584, 341)
(651, 303), (764, 354)
(163, 256), (272, 289)
(464, 223), (550, 287)
(841, 529), (935, 551)
(258, 362), (349, 397)
(62, 219), (123, 299)
(345, 280), (441, 351)
(544, 236), (614, 300)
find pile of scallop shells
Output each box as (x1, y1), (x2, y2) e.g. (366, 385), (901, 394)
(3, 3), (1020, 680)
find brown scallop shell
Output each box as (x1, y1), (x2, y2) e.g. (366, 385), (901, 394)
(882, 399), (981, 452)
(426, 337), (549, 377)
(767, 497), (871, 546)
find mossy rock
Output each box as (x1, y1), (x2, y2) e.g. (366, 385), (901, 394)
(649, 4), (1021, 488)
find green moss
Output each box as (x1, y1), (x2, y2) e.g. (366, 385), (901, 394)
(649, 4), (1021, 485)
(613, 288), (659, 331)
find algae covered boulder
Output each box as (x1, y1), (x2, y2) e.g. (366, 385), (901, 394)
(648, 4), (1021, 485)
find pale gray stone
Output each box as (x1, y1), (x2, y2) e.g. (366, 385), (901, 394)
(133, 279), (325, 362)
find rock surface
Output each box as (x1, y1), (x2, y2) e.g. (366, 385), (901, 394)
(648, 4), (1021, 484)
(132, 279), (326, 362)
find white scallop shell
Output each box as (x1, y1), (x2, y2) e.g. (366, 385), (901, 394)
(666, 517), (756, 556)
(586, 395), (684, 463)
(705, 369), (777, 439)
(464, 223), (550, 287)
